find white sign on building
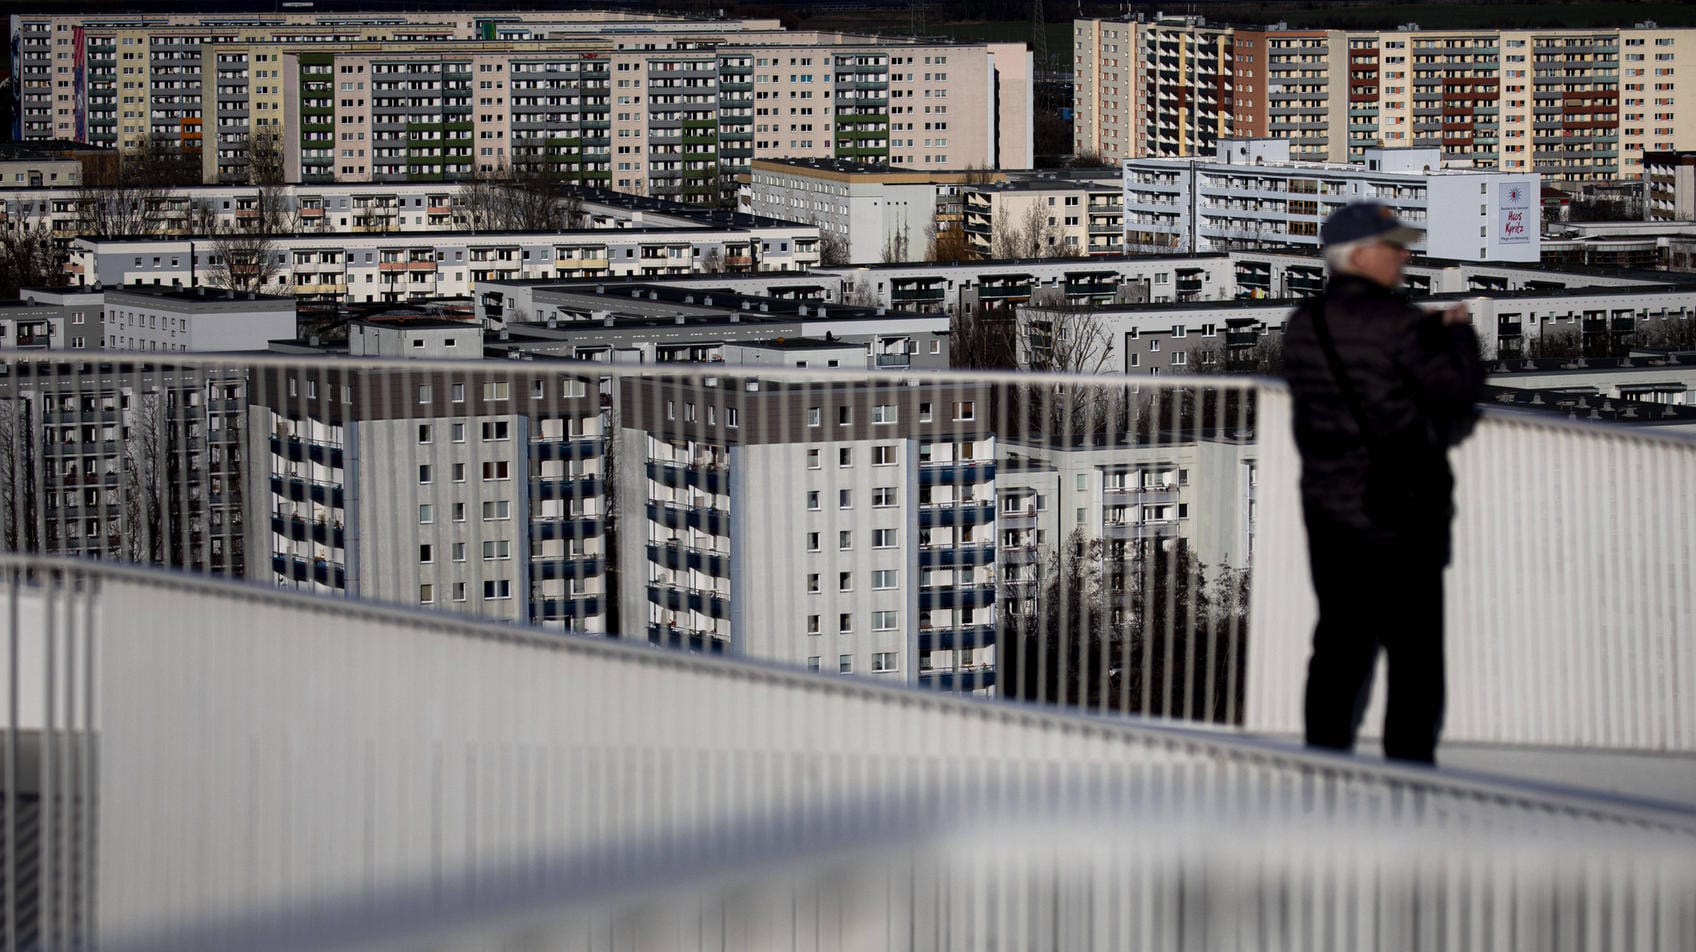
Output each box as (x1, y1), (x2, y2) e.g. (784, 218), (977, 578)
(1500, 183), (1532, 244)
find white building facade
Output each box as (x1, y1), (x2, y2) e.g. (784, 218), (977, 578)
(1124, 140), (1542, 263)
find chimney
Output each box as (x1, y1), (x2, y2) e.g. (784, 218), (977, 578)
(703, 295), (713, 307)
(649, 291), (658, 301)
(596, 284), (605, 294)
(798, 305), (809, 317)
(674, 315), (685, 325)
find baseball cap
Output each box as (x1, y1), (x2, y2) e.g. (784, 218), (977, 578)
(1320, 202), (1424, 248)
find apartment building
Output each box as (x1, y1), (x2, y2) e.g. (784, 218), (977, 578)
(8, 11), (781, 145)
(11, 13), (1034, 197)
(1075, 18), (1696, 184)
(742, 159), (1007, 264)
(1072, 16), (1232, 164)
(474, 282), (950, 369)
(1017, 269), (1696, 371)
(614, 378), (999, 691)
(99, 285), (296, 353)
(245, 339), (608, 632)
(959, 175), (1127, 259)
(818, 254), (1237, 315)
(0, 364), (246, 573)
(1646, 151), (1696, 221)
(1124, 140), (1541, 262)
(67, 221), (822, 304)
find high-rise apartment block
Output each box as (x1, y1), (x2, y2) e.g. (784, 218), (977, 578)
(1076, 16), (1696, 184)
(10, 12), (1033, 201)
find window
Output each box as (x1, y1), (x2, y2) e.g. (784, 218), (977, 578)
(838, 613), (853, 634)
(418, 504), (434, 524)
(453, 463), (466, 482)
(873, 445), (897, 465)
(839, 571), (852, 592)
(806, 406), (821, 427)
(839, 654), (853, 674)
(838, 530), (853, 550)
(482, 500), (511, 520)
(481, 421), (510, 441)
(482, 381), (508, 401)
(417, 384), (432, 403)
(453, 503), (466, 522)
(952, 400), (975, 421)
(450, 383), (466, 403)
(420, 583), (434, 604)
(807, 448), (821, 469)
(873, 528), (897, 548)
(873, 651), (898, 672)
(452, 423), (466, 442)
(873, 569), (897, 590)
(807, 615), (821, 635)
(419, 543), (433, 563)
(807, 656), (822, 672)
(839, 448), (853, 467)
(418, 464), (432, 484)
(873, 487), (897, 507)
(919, 402), (933, 422)
(482, 461), (509, 480)
(807, 573), (820, 593)
(452, 542), (466, 562)
(838, 406), (851, 426)
(482, 540), (511, 560)
(483, 579), (512, 599)
(839, 489), (852, 509)
(873, 404), (897, 424)
(452, 582), (467, 602)
(873, 610), (897, 631)
(807, 490), (820, 510)
(807, 531), (821, 551)
(418, 424), (432, 444)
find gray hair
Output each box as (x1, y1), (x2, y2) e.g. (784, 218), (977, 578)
(1324, 238), (1371, 276)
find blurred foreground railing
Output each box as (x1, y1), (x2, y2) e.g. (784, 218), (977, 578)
(5, 559), (1695, 950)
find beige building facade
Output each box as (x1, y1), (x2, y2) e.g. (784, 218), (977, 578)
(1076, 17), (1696, 184)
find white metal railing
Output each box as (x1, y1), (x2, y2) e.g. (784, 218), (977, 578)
(5, 559), (1696, 950)
(1, 353), (1693, 761)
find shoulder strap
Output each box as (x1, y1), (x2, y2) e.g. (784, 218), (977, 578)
(1310, 296), (1375, 443)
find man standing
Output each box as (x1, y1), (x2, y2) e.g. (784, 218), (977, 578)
(1282, 202), (1484, 765)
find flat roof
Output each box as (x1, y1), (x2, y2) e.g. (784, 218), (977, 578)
(106, 284), (294, 306)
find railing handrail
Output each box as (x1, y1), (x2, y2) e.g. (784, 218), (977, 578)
(7, 553), (1693, 831)
(7, 350), (1694, 451)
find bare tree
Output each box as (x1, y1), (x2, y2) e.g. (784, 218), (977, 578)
(700, 247), (725, 274)
(880, 225), (912, 264)
(950, 303), (1017, 370)
(839, 277), (878, 307)
(207, 185), (292, 294)
(1018, 304), (1115, 374)
(247, 127), (286, 187)
(0, 227), (69, 298)
(926, 222), (977, 263)
(454, 159), (581, 232)
(818, 230), (850, 266)
(117, 134), (202, 187)
(73, 178), (169, 238)
(0, 396), (41, 553)
(992, 202), (1062, 260)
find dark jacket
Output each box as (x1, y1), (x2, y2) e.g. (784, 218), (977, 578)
(1283, 274), (1485, 542)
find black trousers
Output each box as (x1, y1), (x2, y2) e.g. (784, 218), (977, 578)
(1303, 522), (1447, 765)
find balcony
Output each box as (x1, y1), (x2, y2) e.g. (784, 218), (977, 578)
(918, 543), (997, 569)
(647, 541), (729, 578)
(268, 475), (343, 508)
(918, 625), (997, 652)
(918, 462), (996, 486)
(530, 516), (602, 541)
(532, 475), (604, 500)
(270, 553), (345, 588)
(648, 500), (728, 536)
(646, 459), (726, 494)
(647, 583), (729, 620)
(531, 555), (603, 581)
(269, 514), (344, 549)
(269, 435), (343, 469)
(917, 501), (996, 529)
(918, 583), (995, 611)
